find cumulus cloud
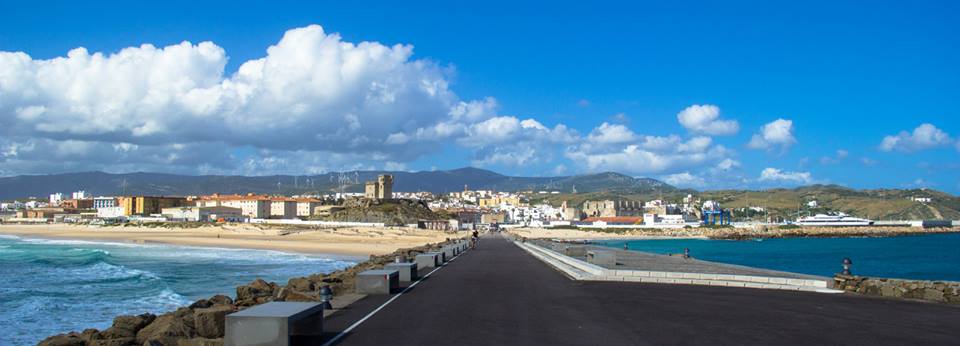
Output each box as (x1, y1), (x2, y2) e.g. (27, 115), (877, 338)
(879, 123), (953, 152)
(747, 118), (796, 153)
(676, 104), (739, 136)
(566, 122), (733, 175)
(661, 172), (706, 188)
(758, 168), (813, 185)
(0, 25), (495, 170)
(586, 122), (637, 144)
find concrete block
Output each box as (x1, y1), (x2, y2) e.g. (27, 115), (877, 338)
(725, 282), (746, 288)
(768, 277), (788, 285)
(682, 273), (700, 279)
(442, 247), (455, 260)
(650, 271), (666, 278)
(225, 302), (323, 346)
(384, 262), (418, 282)
(356, 270), (400, 295)
(586, 250), (616, 266)
(691, 279), (711, 286)
(415, 253), (440, 269)
(744, 283), (766, 289)
(674, 278), (693, 285)
(786, 279), (806, 286)
(666, 272), (685, 279)
(715, 274), (737, 281)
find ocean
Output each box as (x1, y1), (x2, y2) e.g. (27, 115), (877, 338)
(0, 234), (356, 345)
(596, 232), (960, 281)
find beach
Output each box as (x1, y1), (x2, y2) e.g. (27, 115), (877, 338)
(0, 223), (458, 257)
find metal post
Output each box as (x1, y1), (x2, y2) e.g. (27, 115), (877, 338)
(841, 258), (852, 276)
(319, 286), (333, 310)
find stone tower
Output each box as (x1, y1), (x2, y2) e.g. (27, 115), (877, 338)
(377, 174), (393, 199)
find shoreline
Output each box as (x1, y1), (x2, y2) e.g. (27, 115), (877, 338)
(507, 225), (960, 241)
(0, 223), (459, 257)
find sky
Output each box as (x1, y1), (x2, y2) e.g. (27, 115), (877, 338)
(0, 1), (958, 192)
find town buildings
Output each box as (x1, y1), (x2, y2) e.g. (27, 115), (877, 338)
(161, 206), (244, 222)
(119, 196), (188, 216)
(196, 194), (271, 219)
(582, 200), (643, 218)
(93, 197), (117, 209)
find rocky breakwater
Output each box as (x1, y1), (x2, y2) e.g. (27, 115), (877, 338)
(834, 275), (960, 304)
(39, 239), (462, 346)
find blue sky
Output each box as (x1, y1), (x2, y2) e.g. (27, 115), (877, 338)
(0, 1), (958, 192)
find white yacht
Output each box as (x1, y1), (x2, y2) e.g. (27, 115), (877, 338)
(795, 213), (874, 226)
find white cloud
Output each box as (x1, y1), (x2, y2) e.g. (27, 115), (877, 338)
(879, 123), (953, 152)
(0, 24), (475, 162)
(586, 122), (637, 144)
(758, 168), (812, 185)
(662, 172), (706, 188)
(676, 104), (739, 136)
(566, 126), (732, 175)
(716, 158), (740, 171)
(747, 118), (796, 153)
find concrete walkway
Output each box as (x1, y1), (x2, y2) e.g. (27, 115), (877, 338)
(322, 234), (960, 345)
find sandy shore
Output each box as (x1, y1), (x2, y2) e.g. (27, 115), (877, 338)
(0, 223), (461, 257)
(507, 225), (960, 240)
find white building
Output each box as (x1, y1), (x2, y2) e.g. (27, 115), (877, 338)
(93, 197), (117, 209)
(97, 206), (125, 219)
(49, 193), (63, 205)
(71, 191), (87, 200)
(296, 199), (322, 217)
(162, 206), (244, 222)
(270, 199), (298, 219)
(807, 200), (818, 208)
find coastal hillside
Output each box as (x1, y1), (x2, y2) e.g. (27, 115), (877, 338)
(532, 185), (960, 221)
(0, 168), (672, 199)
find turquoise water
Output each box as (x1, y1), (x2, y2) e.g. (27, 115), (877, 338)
(596, 233), (960, 281)
(0, 234), (356, 345)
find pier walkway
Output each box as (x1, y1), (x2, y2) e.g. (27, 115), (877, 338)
(322, 234), (960, 345)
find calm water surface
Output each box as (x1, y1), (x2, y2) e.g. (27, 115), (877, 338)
(597, 233), (960, 281)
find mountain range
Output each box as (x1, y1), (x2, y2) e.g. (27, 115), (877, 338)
(0, 167), (674, 200)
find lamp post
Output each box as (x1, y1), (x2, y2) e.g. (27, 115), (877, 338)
(319, 286), (333, 310)
(841, 258), (852, 276)
(683, 248), (690, 259)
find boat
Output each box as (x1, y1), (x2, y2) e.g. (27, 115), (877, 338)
(795, 213), (874, 226)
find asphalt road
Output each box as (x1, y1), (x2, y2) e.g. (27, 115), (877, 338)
(322, 234), (960, 345)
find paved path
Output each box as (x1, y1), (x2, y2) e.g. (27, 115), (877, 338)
(533, 239), (825, 279)
(323, 235), (960, 345)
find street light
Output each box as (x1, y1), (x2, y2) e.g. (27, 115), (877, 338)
(841, 258), (853, 276)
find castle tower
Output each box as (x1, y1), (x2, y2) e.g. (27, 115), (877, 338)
(377, 174), (393, 199)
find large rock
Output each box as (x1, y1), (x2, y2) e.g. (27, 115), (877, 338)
(207, 295), (233, 306)
(193, 305), (235, 338)
(235, 279), (278, 306)
(288, 277), (314, 292)
(136, 312), (196, 346)
(100, 313), (156, 339)
(90, 337), (137, 346)
(38, 334), (86, 346)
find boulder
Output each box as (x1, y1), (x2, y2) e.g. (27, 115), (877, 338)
(193, 305), (235, 338)
(922, 288), (945, 302)
(236, 279), (277, 306)
(90, 337), (137, 346)
(136, 312), (196, 346)
(38, 334), (86, 346)
(283, 289), (319, 302)
(100, 313), (156, 339)
(288, 277), (314, 292)
(189, 299), (212, 309)
(207, 295), (233, 306)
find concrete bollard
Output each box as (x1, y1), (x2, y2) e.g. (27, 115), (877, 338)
(225, 302), (323, 346)
(416, 253), (441, 269)
(586, 250), (616, 266)
(356, 269), (400, 295)
(442, 247), (455, 260)
(384, 262), (418, 282)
